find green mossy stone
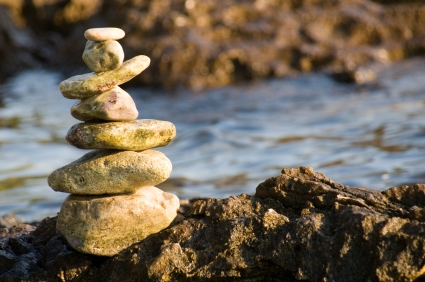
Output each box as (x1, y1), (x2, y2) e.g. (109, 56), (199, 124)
(48, 149), (172, 194)
(66, 119), (176, 150)
(82, 40), (124, 73)
(56, 186), (180, 256)
(60, 55), (150, 99)
(71, 86), (138, 121)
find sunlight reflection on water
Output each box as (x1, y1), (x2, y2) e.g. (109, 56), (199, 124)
(1, 59), (425, 221)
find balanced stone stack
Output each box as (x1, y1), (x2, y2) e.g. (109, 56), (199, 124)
(47, 28), (179, 257)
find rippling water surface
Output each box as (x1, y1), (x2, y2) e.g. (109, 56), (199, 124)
(1, 59), (425, 222)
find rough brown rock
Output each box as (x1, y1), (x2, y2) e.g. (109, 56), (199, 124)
(2, 1), (425, 89)
(2, 167), (425, 281)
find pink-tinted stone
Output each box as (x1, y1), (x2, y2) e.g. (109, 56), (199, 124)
(71, 86), (138, 121)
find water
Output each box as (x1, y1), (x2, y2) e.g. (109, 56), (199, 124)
(1, 59), (425, 222)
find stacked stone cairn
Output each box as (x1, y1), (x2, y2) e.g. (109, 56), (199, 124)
(47, 28), (180, 257)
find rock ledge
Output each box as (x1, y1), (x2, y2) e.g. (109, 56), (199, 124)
(2, 166), (425, 281)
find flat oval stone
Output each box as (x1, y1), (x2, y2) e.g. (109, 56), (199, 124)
(66, 119), (176, 150)
(84, 27), (125, 41)
(71, 86), (138, 121)
(82, 40), (124, 73)
(48, 149), (172, 194)
(60, 55), (150, 99)
(57, 186), (179, 256)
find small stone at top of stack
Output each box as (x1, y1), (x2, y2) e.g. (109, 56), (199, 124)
(84, 27), (125, 41)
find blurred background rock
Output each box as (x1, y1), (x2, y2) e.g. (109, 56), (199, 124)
(1, 0), (425, 89)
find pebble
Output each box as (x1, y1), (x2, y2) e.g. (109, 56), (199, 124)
(48, 149), (172, 195)
(84, 27), (125, 41)
(71, 86), (138, 121)
(57, 186), (179, 256)
(60, 55), (150, 99)
(66, 119), (176, 150)
(82, 40), (124, 73)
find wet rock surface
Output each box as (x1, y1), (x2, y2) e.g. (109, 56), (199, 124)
(2, 0), (425, 88)
(2, 166), (425, 281)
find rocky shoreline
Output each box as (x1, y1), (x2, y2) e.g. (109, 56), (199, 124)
(1, 0), (425, 88)
(1, 167), (425, 281)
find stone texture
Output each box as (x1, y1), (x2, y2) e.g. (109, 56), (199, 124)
(84, 27), (125, 41)
(48, 149), (172, 195)
(82, 40), (124, 73)
(70, 86), (138, 121)
(66, 119), (176, 150)
(56, 186), (180, 256)
(59, 55), (150, 99)
(3, 167), (425, 281)
(0, 216), (99, 282)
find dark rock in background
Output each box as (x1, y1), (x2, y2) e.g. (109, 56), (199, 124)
(1, 166), (425, 281)
(1, 0), (425, 89)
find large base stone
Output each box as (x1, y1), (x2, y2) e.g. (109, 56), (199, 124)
(56, 186), (180, 256)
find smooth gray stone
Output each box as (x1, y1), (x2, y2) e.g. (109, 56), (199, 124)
(48, 149), (172, 195)
(82, 40), (124, 73)
(84, 27), (125, 41)
(66, 119), (176, 150)
(59, 55), (150, 99)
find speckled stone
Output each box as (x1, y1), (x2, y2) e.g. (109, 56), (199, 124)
(48, 149), (172, 195)
(82, 40), (124, 73)
(60, 55), (150, 99)
(56, 186), (179, 256)
(66, 119), (176, 150)
(84, 27), (125, 41)
(71, 86), (138, 121)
